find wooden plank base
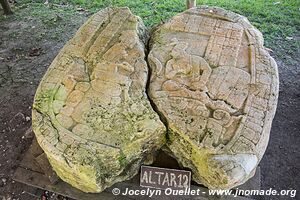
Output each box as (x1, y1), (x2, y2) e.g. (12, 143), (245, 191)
(13, 138), (260, 200)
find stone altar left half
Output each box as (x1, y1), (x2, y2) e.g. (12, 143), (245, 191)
(32, 7), (166, 193)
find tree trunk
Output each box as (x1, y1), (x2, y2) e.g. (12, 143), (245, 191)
(0, 0), (13, 15)
(186, 0), (196, 9)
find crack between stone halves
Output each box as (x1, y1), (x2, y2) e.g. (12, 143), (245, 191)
(143, 30), (170, 142)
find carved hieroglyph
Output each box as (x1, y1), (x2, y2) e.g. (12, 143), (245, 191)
(32, 7), (166, 192)
(148, 6), (279, 189)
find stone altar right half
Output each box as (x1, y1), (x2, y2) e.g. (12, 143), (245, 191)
(148, 6), (279, 189)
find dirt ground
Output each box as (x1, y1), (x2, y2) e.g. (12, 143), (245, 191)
(0, 5), (299, 200)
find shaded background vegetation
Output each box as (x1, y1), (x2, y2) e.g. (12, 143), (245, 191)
(3, 0), (298, 61)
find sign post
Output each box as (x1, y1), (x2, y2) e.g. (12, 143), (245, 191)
(186, 0), (196, 9)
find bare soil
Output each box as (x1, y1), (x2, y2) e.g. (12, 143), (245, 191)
(0, 6), (299, 200)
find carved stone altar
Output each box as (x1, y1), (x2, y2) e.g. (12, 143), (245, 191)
(32, 6), (279, 193)
(148, 6), (279, 189)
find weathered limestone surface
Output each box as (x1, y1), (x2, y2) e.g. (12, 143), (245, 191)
(32, 7), (166, 193)
(33, 6), (279, 192)
(148, 6), (279, 189)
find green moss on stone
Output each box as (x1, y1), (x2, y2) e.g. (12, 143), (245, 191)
(33, 89), (57, 114)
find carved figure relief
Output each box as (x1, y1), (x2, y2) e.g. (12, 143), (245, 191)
(148, 6), (278, 189)
(32, 8), (165, 193)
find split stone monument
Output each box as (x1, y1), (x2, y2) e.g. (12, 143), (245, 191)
(32, 6), (279, 193)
